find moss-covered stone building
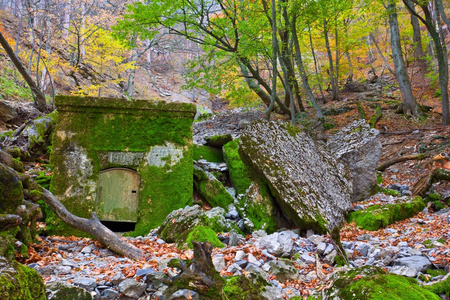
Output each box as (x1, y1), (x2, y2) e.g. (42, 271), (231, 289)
(51, 96), (196, 236)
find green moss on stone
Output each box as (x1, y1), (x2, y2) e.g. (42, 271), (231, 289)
(427, 269), (447, 277)
(185, 226), (224, 249)
(325, 266), (441, 300)
(424, 275), (450, 297)
(0, 164), (23, 214)
(193, 144), (224, 162)
(194, 167), (234, 209)
(205, 134), (233, 148)
(381, 188), (401, 197)
(347, 197), (425, 231)
(285, 124), (302, 137)
(223, 275), (269, 300)
(223, 139), (252, 195)
(0, 260), (46, 300)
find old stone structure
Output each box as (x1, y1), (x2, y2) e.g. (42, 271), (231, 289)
(51, 96), (196, 236)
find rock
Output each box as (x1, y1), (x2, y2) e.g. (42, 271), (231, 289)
(223, 139), (253, 195)
(394, 256), (433, 273)
(355, 243), (372, 257)
(327, 120), (382, 202)
(300, 253), (316, 265)
(213, 255), (226, 272)
(326, 266), (440, 299)
(307, 235), (324, 246)
(266, 260), (299, 282)
(282, 286), (301, 298)
(255, 231), (298, 256)
(81, 245), (92, 254)
(205, 134), (233, 148)
(102, 288), (119, 299)
(118, 279), (146, 299)
(110, 272), (126, 285)
(390, 265), (418, 277)
(236, 181), (279, 233)
(47, 281), (93, 300)
(135, 268), (155, 277)
(169, 289), (199, 300)
(0, 100), (17, 122)
(235, 250), (246, 261)
(194, 105), (213, 121)
(72, 277), (97, 292)
(193, 166), (235, 209)
(324, 250), (337, 265)
(252, 230), (268, 239)
(158, 205), (205, 244)
(239, 120), (352, 233)
(316, 242), (327, 255)
(0, 163), (23, 215)
(0, 257), (46, 300)
(229, 230), (245, 247)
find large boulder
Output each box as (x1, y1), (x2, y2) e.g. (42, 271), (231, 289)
(239, 120), (352, 234)
(193, 165), (235, 209)
(0, 256), (46, 300)
(327, 120), (382, 202)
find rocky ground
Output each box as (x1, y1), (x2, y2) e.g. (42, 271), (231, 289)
(13, 99), (450, 300)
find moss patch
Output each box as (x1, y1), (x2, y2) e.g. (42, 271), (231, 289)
(193, 166), (234, 209)
(347, 197), (425, 231)
(325, 266), (441, 300)
(0, 259), (46, 300)
(0, 164), (23, 214)
(223, 274), (270, 300)
(185, 226), (224, 249)
(223, 139), (252, 195)
(193, 144), (224, 162)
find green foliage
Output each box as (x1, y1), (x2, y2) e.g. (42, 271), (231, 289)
(185, 226), (223, 249)
(347, 197), (425, 231)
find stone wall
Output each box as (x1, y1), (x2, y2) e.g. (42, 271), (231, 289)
(51, 96), (196, 236)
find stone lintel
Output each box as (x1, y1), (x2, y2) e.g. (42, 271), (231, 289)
(55, 95), (196, 117)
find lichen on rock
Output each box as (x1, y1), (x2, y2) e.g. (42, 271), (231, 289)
(239, 120), (352, 234)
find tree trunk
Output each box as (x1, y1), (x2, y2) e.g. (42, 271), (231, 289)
(324, 18), (337, 100)
(0, 31), (47, 112)
(41, 189), (144, 260)
(387, 1), (418, 116)
(264, 0), (278, 119)
(292, 17), (323, 119)
(403, 0), (450, 125)
(309, 27), (326, 102)
(405, 0), (426, 61)
(370, 32), (395, 75)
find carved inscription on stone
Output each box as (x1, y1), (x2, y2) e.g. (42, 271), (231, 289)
(146, 144), (183, 168)
(101, 152), (145, 166)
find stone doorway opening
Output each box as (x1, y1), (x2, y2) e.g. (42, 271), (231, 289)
(96, 168), (140, 232)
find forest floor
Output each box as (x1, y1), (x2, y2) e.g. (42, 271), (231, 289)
(10, 74), (450, 298)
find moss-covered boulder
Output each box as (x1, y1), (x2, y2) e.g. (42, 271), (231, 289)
(193, 165), (234, 209)
(0, 256), (46, 300)
(223, 139), (252, 195)
(223, 274), (283, 300)
(324, 266), (441, 299)
(47, 281), (93, 300)
(205, 133), (233, 148)
(347, 197), (425, 231)
(239, 120), (352, 234)
(186, 226), (224, 249)
(236, 181), (278, 233)
(0, 164), (23, 214)
(158, 205), (230, 248)
(193, 144), (224, 162)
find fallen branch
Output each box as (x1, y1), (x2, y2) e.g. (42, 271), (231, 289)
(378, 142), (450, 171)
(41, 189), (144, 260)
(378, 153), (431, 171)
